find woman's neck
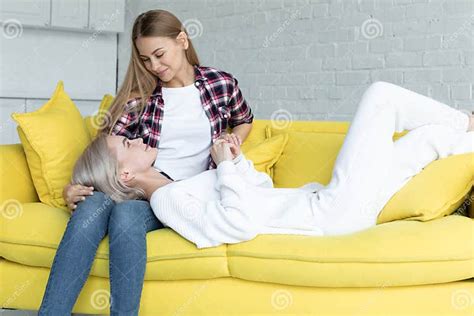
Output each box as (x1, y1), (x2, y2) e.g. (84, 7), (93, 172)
(135, 167), (174, 200)
(162, 63), (195, 88)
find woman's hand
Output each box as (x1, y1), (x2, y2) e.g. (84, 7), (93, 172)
(63, 183), (94, 212)
(211, 139), (234, 165)
(218, 132), (242, 146)
(226, 134), (241, 159)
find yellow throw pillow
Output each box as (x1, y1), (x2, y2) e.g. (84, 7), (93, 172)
(84, 94), (114, 138)
(241, 130), (289, 177)
(11, 81), (91, 210)
(377, 153), (474, 223)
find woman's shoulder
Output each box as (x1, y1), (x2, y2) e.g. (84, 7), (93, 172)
(123, 91), (145, 109)
(198, 65), (236, 82)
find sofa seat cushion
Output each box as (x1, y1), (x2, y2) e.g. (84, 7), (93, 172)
(2, 203), (473, 288)
(227, 215), (474, 287)
(0, 203), (229, 281)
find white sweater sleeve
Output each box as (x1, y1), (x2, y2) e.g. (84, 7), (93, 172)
(231, 153), (274, 188)
(152, 160), (259, 249)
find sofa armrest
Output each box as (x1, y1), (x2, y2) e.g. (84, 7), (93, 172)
(0, 144), (39, 204)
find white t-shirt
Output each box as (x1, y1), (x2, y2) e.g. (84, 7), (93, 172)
(153, 83), (212, 181)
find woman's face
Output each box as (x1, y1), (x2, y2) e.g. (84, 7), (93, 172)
(106, 135), (158, 174)
(135, 33), (189, 82)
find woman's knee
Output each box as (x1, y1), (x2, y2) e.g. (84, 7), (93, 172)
(60, 191), (114, 243)
(359, 81), (399, 112)
(368, 81), (395, 93)
(69, 191), (114, 226)
(364, 81), (397, 99)
(109, 199), (152, 234)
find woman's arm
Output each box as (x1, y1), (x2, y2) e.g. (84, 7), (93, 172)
(229, 122), (253, 144)
(152, 161), (258, 249)
(226, 76), (254, 142)
(232, 153), (273, 188)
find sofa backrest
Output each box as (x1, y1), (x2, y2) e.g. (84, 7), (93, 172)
(0, 116), (410, 202)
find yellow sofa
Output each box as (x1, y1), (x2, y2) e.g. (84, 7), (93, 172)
(1, 118), (473, 315)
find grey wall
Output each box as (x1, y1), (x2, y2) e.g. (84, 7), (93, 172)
(119, 0), (473, 122)
(2, 0), (472, 145)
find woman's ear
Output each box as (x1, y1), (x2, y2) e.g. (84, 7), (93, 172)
(177, 31), (189, 50)
(119, 168), (136, 185)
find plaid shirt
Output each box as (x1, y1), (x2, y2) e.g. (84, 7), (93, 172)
(111, 65), (254, 170)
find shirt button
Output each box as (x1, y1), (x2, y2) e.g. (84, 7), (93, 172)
(195, 81), (200, 87)
(213, 131), (217, 134)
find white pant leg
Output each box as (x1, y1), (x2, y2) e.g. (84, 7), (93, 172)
(377, 126), (474, 213)
(312, 81), (471, 236)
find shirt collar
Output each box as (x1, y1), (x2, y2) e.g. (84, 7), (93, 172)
(151, 65), (206, 97)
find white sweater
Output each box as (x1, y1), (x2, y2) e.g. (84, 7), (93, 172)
(150, 153), (326, 249)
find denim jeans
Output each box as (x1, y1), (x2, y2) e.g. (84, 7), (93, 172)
(38, 191), (165, 315)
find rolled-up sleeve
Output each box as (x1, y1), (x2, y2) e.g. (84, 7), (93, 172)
(228, 77), (254, 129)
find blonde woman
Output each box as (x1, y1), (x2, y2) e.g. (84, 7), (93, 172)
(39, 9), (254, 315)
(72, 81), (473, 250)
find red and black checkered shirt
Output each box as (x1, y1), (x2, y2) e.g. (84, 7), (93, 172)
(111, 65), (254, 169)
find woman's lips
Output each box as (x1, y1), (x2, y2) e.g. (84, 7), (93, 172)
(158, 68), (168, 76)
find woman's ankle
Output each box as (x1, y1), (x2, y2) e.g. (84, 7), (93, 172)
(468, 112), (474, 132)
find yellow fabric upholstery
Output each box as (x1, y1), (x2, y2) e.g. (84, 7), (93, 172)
(2, 259), (473, 315)
(1, 116), (473, 314)
(10, 81), (91, 209)
(0, 202), (229, 281)
(0, 144), (39, 204)
(241, 131), (289, 176)
(378, 152), (474, 223)
(1, 202), (472, 288)
(272, 130), (345, 187)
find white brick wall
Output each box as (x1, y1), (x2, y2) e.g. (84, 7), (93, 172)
(122, 0), (473, 121)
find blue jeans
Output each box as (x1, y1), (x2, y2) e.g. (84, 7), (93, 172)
(38, 191), (165, 315)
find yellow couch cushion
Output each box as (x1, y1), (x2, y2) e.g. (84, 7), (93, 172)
(272, 130), (345, 187)
(227, 215), (474, 287)
(270, 123), (474, 223)
(0, 202), (229, 281)
(1, 202), (472, 287)
(11, 81), (91, 210)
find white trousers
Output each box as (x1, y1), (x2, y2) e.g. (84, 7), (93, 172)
(311, 81), (473, 236)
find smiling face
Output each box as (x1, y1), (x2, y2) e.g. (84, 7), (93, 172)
(135, 32), (189, 83)
(106, 136), (158, 176)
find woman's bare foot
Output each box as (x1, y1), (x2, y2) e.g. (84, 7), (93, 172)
(468, 112), (474, 132)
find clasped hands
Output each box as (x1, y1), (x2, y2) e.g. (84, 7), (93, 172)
(211, 133), (242, 165)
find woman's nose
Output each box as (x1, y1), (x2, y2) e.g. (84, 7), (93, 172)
(150, 58), (161, 71)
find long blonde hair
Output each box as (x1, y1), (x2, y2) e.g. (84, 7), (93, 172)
(100, 9), (200, 135)
(72, 133), (146, 203)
